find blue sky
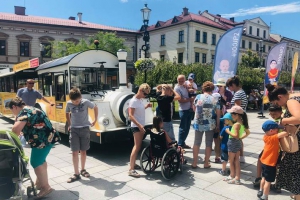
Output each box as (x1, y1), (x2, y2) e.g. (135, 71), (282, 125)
(1, 0), (300, 41)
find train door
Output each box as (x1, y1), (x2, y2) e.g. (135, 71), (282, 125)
(54, 72), (67, 123)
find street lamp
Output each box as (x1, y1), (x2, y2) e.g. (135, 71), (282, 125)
(39, 43), (44, 64)
(259, 39), (264, 68)
(141, 4), (151, 58)
(141, 4), (151, 83)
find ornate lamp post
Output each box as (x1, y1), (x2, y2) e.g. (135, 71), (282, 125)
(141, 4), (151, 58)
(141, 4), (151, 83)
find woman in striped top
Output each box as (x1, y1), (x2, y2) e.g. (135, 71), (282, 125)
(226, 76), (248, 163)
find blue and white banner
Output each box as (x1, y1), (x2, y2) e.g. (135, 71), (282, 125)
(213, 26), (244, 85)
(264, 42), (287, 85)
(263, 42), (287, 104)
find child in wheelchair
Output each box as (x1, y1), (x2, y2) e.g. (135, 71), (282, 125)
(150, 116), (184, 153)
(140, 116), (186, 180)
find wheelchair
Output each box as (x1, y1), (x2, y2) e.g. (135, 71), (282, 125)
(140, 129), (185, 180)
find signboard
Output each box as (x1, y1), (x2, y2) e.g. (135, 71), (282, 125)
(13, 58), (39, 72)
(0, 64), (13, 69)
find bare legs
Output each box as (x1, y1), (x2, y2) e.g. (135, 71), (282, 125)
(34, 162), (51, 195)
(204, 147), (212, 167)
(71, 150), (87, 175)
(192, 145), (200, 167)
(129, 132), (144, 170)
(228, 151), (241, 180)
(213, 137), (221, 160)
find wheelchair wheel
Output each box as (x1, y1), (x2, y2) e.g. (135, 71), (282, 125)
(140, 145), (158, 174)
(161, 148), (180, 180)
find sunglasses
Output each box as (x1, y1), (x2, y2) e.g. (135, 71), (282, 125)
(27, 82), (35, 85)
(217, 85), (223, 88)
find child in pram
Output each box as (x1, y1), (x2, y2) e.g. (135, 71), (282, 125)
(0, 130), (34, 200)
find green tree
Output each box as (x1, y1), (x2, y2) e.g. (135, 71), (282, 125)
(240, 49), (261, 68)
(50, 32), (129, 58)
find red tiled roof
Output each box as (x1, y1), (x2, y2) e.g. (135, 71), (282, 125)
(147, 12), (236, 32)
(206, 13), (237, 25)
(0, 13), (136, 33)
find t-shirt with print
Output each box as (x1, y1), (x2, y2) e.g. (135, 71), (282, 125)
(174, 84), (190, 111)
(157, 95), (174, 122)
(220, 125), (231, 151)
(17, 106), (60, 148)
(193, 94), (220, 132)
(66, 99), (95, 128)
(129, 96), (145, 127)
(231, 89), (248, 110)
(260, 134), (280, 167)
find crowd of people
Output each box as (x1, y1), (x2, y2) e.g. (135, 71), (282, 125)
(5, 75), (300, 199)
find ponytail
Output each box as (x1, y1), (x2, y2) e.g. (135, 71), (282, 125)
(241, 112), (249, 129)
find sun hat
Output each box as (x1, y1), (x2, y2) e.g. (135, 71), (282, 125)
(215, 78), (226, 86)
(220, 113), (233, 121)
(227, 105), (244, 115)
(188, 73), (195, 80)
(262, 120), (284, 132)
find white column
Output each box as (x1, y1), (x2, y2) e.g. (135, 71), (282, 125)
(117, 49), (128, 90)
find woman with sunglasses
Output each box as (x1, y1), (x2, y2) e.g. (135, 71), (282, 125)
(213, 78), (233, 163)
(128, 83), (152, 177)
(266, 84), (300, 200)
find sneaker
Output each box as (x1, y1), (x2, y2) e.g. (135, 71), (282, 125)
(218, 170), (226, 176)
(239, 156), (245, 163)
(257, 191), (263, 198)
(253, 177), (262, 188)
(128, 170), (140, 178)
(215, 158), (221, 163)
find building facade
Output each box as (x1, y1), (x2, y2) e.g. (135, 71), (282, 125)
(0, 6), (138, 71)
(139, 8), (277, 67)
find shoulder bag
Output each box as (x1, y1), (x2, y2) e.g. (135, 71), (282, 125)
(280, 124), (300, 153)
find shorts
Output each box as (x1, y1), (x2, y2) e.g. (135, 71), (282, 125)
(69, 127), (90, 151)
(261, 163), (276, 182)
(227, 138), (242, 153)
(30, 144), (53, 168)
(194, 130), (214, 147)
(221, 150), (228, 162)
(131, 127), (140, 134)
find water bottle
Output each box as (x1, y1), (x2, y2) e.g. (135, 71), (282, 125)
(20, 135), (26, 147)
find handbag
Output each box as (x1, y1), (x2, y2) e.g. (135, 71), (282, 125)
(280, 124), (300, 153)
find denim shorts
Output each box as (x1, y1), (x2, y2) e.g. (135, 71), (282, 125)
(131, 127), (140, 134)
(221, 150), (228, 162)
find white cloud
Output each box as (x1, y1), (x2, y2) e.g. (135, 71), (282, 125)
(120, 0), (128, 3)
(222, 2), (300, 18)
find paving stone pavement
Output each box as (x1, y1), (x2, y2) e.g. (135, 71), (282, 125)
(1, 112), (292, 200)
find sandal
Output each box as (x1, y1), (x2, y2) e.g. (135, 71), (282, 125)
(204, 164), (211, 169)
(67, 174), (81, 183)
(35, 188), (54, 199)
(80, 169), (90, 177)
(223, 176), (233, 182)
(227, 179), (241, 185)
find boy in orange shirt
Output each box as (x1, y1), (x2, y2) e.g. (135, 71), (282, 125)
(257, 120), (288, 200)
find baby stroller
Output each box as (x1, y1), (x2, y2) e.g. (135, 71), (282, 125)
(140, 129), (185, 180)
(0, 130), (36, 200)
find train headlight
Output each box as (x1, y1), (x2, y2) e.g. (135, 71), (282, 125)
(100, 117), (110, 127)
